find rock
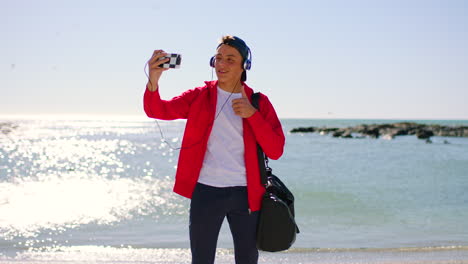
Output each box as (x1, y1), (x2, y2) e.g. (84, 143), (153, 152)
(341, 131), (353, 138)
(416, 130), (434, 139)
(290, 122), (468, 139)
(380, 128), (406, 139)
(362, 127), (380, 138)
(331, 128), (353, 138)
(332, 130), (344, 138)
(290, 127), (316, 133)
(317, 127), (339, 135)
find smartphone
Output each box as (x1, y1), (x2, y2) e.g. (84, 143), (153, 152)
(158, 53), (182, 69)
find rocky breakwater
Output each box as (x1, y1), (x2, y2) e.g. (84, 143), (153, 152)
(290, 122), (468, 140)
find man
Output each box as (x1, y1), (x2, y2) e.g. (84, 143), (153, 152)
(144, 35), (285, 264)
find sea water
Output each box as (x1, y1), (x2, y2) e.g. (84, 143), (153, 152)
(1, 116), (468, 263)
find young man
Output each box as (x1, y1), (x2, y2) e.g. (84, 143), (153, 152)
(144, 35), (285, 264)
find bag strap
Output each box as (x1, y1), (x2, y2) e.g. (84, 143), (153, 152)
(251, 93), (272, 187)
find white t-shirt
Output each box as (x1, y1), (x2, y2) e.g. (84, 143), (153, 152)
(197, 87), (247, 187)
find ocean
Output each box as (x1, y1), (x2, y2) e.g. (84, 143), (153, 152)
(1, 116), (468, 263)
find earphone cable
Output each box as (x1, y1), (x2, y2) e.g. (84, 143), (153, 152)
(144, 58), (239, 151)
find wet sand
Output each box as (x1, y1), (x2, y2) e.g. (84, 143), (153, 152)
(1, 246), (468, 264)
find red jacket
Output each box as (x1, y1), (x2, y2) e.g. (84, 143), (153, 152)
(143, 80), (285, 211)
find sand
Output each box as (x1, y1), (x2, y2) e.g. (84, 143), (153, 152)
(1, 246), (468, 264)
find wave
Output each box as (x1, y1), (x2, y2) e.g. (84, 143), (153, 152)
(286, 245), (468, 253)
(2, 245), (468, 264)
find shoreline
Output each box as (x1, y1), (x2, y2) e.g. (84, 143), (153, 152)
(2, 246), (468, 264)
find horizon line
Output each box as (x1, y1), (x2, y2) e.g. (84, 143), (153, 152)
(1, 114), (467, 122)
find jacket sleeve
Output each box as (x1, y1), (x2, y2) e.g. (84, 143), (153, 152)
(143, 84), (199, 120)
(246, 94), (285, 160)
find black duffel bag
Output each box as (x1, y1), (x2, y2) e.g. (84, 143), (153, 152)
(256, 167), (300, 252)
(251, 93), (300, 252)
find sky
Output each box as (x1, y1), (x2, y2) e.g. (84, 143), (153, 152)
(1, 0), (467, 119)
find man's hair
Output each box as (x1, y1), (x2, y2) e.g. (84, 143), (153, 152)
(217, 35), (250, 82)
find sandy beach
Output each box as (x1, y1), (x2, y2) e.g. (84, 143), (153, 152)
(2, 246), (468, 264)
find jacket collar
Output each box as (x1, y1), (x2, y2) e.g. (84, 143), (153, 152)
(204, 80), (254, 102)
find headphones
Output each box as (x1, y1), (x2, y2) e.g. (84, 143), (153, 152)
(210, 43), (252, 70)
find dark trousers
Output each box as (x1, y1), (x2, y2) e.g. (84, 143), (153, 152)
(190, 183), (259, 264)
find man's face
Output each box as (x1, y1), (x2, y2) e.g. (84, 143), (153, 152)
(214, 44), (244, 84)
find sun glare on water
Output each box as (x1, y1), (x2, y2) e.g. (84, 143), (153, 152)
(0, 117), (183, 244)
